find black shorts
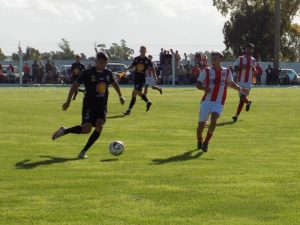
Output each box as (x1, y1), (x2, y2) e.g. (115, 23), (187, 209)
(134, 83), (145, 91)
(82, 100), (106, 126)
(71, 75), (79, 83)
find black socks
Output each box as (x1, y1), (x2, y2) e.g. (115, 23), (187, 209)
(64, 126), (82, 134)
(82, 130), (100, 152)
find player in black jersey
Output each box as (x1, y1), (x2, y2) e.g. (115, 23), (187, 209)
(70, 55), (86, 100)
(123, 46), (153, 115)
(52, 52), (126, 159)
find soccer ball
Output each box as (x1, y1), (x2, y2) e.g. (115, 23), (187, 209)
(108, 141), (124, 156)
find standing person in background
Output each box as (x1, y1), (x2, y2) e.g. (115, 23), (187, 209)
(162, 59), (171, 85)
(232, 43), (257, 122)
(266, 65), (273, 85)
(71, 55), (86, 100)
(32, 60), (39, 83)
(192, 64), (201, 85)
(38, 61), (45, 84)
(255, 63), (263, 85)
(23, 62), (31, 84)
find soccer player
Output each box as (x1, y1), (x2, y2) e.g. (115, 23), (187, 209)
(196, 51), (249, 152)
(123, 46), (153, 115)
(143, 55), (162, 96)
(232, 43), (257, 122)
(52, 52), (126, 159)
(70, 55), (86, 100)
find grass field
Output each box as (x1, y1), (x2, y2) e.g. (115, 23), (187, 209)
(0, 87), (299, 225)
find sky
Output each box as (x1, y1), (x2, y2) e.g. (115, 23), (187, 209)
(1, 0), (291, 59)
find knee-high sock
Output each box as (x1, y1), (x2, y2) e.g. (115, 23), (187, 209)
(129, 97), (136, 110)
(204, 132), (213, 143)
(236, 99), (244, 116)
(82, 130), (100, 152)
(243, 97), (249, 104)
(141, 94), (149, 103)
(64, 125), (82, 134)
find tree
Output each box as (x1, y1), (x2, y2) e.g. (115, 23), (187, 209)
(24, 46), (41, 60)
(0, 48), (6, 61)
(80, 53), (87, 60)
(213, 0), (300, 61)
(96, 39), (134, 61)
(51, 38), (75, 60)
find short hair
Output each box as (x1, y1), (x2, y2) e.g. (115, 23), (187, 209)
(96, 52), (109, 61)
(140, 46), (146, 50)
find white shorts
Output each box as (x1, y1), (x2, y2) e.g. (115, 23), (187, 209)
(199, 101), (223, 122)
(238, 82), (252, 97)
(145, 76), (156, 86)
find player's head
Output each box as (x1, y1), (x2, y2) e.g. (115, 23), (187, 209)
(148, 55), (153, 60)
(245, 43), (254, 55)
(75, 55), (80, 62)
(140, 46), (147, 57)
(211, 50), (223, 67)
(95, 52), (109, 70)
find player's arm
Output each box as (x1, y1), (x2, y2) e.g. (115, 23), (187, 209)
(126, 59), (136, 71)
(112, 81), (125, 105)
(227, 72), (249, 95)
(196, 70), (211, 93)
(62, 81), (80, 111)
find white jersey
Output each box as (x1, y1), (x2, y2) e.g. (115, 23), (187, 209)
(198, 67), (233, 105)
(234, 55), (256, 85)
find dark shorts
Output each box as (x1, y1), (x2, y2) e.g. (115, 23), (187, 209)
(82, 100), (106, 126)
(71, 75), (79, 83)
(134, 83), (145, 91)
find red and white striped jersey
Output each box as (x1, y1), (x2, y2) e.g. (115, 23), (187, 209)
(198, 67), (233, 105)
(234, 55), (257, 84)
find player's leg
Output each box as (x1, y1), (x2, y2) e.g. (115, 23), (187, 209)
(197, 102), (210, 149)
(137, 88), (152, 112)
(144, 84), (149, 96)
(79, 119), (104, 159)
(123, 88), (138, 115)
(197, 121), (206, 149)
(202, 112), (220, 152)
(152, 86), (163, 95)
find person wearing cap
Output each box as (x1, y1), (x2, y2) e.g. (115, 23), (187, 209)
(70, 55), (86, 100)
(52, 52), (126, 159)
(232, 43), (257, 122)
(196, 50), (248, 152)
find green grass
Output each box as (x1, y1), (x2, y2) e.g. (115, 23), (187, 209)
(0, 87), (299, 225)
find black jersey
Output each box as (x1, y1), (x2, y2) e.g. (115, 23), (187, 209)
(71, 62), (86, 77)
(130, 56), (153, 83)
(76, 67), (115, 108)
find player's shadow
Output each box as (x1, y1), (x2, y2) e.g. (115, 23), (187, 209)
(15, 156), (79, 169)
(100, 159), (119, 162)
(107, 115), (125, 119)
(205, 120), (238, 128)
(151, 149), (204, 165)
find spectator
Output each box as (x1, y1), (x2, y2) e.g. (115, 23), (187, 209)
(0, 64), (2, 72)
(45, 60), (53, 83)
(38, 61), (45, 83)
(201, 55), (208, 67)
(32, 60), (39, 83)
(281, 72), (290, 85)
(159, 48), (165, 65)
(255, 63), (263, 85)
(7, 64), (15, 83)
(161, 59), (171, 85)
(23, 62), (31, 84)
(191, 64), (201, 85)
(266, 64), (273, 85)
(87, 64), (93, 69)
